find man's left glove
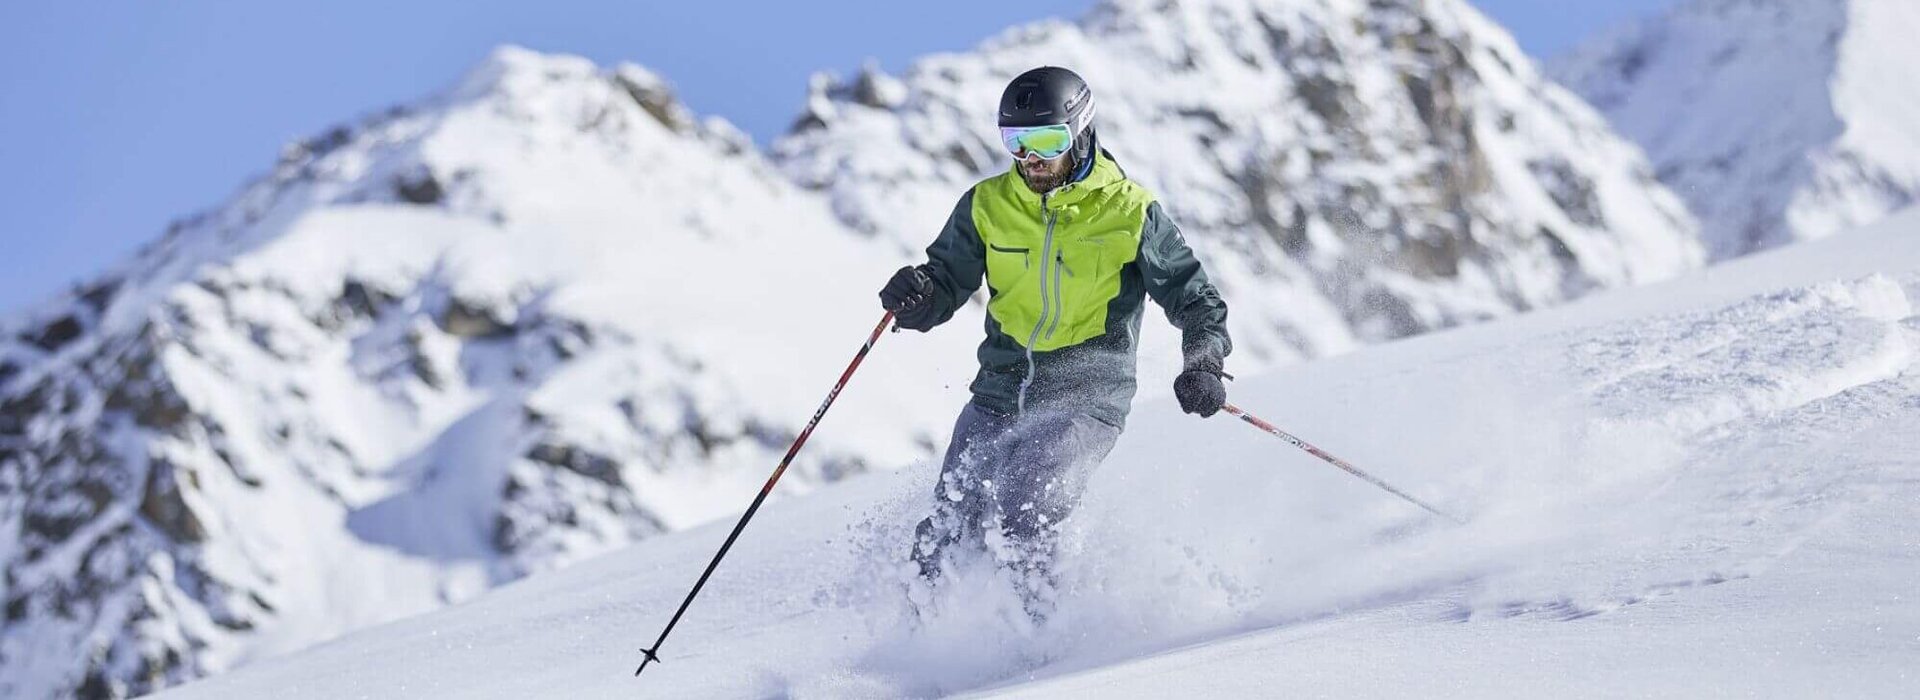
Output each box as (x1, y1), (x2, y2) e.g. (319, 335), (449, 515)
(1174, 351), (1227, 417)
(880, 265), (934, 315)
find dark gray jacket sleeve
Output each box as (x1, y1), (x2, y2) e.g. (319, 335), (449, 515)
(897, 188), (986, 332)
(1139, 201), (1232, 364)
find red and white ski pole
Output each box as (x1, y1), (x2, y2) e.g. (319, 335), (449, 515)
(635, 312), (895, 677)
(1221, 403), (1463, 524)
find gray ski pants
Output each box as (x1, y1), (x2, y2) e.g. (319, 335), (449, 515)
(912, 402), (1121, 581)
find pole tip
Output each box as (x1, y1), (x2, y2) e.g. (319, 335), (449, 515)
(634, 648), (661, 676)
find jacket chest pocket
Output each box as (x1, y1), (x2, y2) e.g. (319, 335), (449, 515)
(984, 243), (1033, 292)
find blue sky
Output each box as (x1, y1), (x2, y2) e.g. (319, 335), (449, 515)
(0, 0), (1674, 313)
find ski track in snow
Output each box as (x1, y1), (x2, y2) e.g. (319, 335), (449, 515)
(155, 222), (1920, 697)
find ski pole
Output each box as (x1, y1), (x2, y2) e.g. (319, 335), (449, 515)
(1221, 403), (1464, 524)
(635, 311), (895, 677)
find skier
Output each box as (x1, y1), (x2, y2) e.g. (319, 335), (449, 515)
(878, 66), (1233, 614)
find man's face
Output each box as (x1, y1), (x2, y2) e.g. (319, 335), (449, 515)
(1017, 151), (1074, 194)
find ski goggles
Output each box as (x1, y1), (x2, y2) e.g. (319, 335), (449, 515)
(1000, 124), (1075, 160)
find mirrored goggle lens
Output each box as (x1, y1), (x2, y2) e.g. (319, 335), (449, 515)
(1000, 125), (1074, 159)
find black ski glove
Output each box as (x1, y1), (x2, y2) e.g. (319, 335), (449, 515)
(880, 265), (934, 315)
(1174, 350), (1227, 417)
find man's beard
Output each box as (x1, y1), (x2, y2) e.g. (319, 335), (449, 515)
(1018, 155), (1075, 194)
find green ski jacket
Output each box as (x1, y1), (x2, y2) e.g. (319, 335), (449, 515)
(897, 149), (1231, 428)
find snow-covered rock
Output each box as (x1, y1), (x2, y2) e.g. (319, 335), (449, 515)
(1553, 0), (1920, 260)
(778, 0), (1701, 358)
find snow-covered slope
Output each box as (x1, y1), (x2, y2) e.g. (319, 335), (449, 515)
(3, 2), (1710, 696)
(154, 209), (1920, 699)
(1553, 0), (1920, 260)
(779, 0), (1701, 357)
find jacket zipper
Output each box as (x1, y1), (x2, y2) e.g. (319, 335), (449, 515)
(1018, 192), (1059, 414)
(1045, 251), (1069, 341)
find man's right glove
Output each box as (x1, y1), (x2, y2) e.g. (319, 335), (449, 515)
(1174, 351), (1228, 417)
(880, 265), (933, 315)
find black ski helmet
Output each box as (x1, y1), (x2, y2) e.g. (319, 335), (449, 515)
(998, 66), (1096, 163)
